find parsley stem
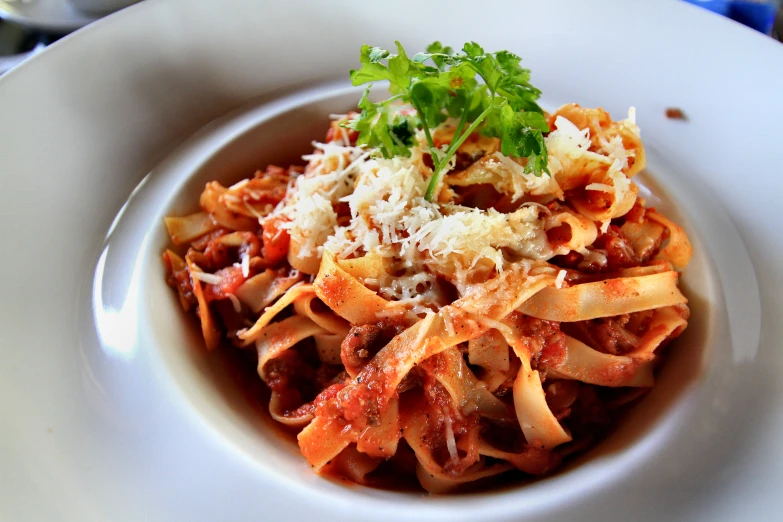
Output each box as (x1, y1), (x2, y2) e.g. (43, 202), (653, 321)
(409, 98), (440, 169)
(451, 93), (473, 150)
(424, 103), (495, 201)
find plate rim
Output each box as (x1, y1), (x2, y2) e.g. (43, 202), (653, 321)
(1, 0), (781, 520)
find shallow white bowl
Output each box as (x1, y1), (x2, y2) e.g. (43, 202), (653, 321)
(66, 0), (139, 15)
(0, 1), (782, 521)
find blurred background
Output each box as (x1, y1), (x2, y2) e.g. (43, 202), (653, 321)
(0, 0), (781, 77)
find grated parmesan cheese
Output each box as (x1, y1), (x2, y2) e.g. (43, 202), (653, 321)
(586, 183), (615, 193)
(443, 410), (459, 463)
(442, 308), (456, 338)
(292, 194), (338, 258)
(240, 252), (250, 278)
(555, 270), (567, 289)
(546, 116), (612, 168)
(227, 293), (242, 313)
(273, 108), (640, 308)
(329, 155), (551, 276)
(272, 140), (368, 258)
(192, 271), (222, 285)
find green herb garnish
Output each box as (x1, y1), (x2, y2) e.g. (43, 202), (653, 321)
(347, 41), (549, 201)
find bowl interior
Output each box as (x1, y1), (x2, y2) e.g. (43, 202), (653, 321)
(96, 83), (723, 513)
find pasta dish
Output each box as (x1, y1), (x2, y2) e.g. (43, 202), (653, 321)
(162, 41), (692, 492)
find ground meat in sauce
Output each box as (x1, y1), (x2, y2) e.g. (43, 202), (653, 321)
(623, 199), (647, 224)
(264, 350), (315, 393)
(592, 317), (636, 356)
(592, 226), (639, 270)
(503, 313), (567, 370)
(341, 318), (408, 375)
(167, 267), (197, 308)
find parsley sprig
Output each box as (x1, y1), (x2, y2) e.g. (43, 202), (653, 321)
(347, 41), (549, 201)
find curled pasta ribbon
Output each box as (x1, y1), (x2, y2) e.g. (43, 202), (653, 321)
(237, 283), (313, 346)
(220, 175), (290, 220)
(254, 315), (329, 429)
(547, 336), (654, 388)
(626, 305), (688, 362)
(200, 181), (257, 231)
(233, 269), (302, 313)
(546, 210), (598, 256)
(185, 254), (221, 351)
(269, 391), (313, 428)
(571, 181), (638, 223)
(421, 348), (511, 422)
(473, 315), (571, 450)
(292, 293), (350, 337)
(298, 263), (554, 472)
(647, 209), (693, 270)
(547, 104), (644, 222)
(478, 439), (556, 476)
(550, 104), (646, 179)
(402, 398), (511, 494)
(163, 250), (192, 311)
(164, 211), (217, 245)
(255, 315), (328, 380)
(313, 251), (389, 325)
(518, 271), (687, 322)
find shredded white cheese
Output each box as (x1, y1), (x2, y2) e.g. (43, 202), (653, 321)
(227, 293), (242, 313)
(328, 155), (551, 276)
(443, 410), (459, 463)
(272, 140), (368, 258)
(545, 116), (612, 168)
(555, 270), (567, 289)
(585, 183), (615, 193)
(191, 271), (222, 285)
(442, 308), (456, 338)
(273, 108), (639, 308)
(240, 252), (250, 278)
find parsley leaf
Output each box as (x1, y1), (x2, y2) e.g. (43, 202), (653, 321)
(348, 40), (550, 201)
(346, 87), (413, 158)
(424, 41), (453, 71)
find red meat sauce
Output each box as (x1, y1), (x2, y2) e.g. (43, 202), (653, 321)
(281, 313), (617, 474)
(164, 129), (666, 491)
(550, 199), (668, 273)
(198, 286), (648, 492)
(165, 214), (293, 308)
(164, 262), (196, 309)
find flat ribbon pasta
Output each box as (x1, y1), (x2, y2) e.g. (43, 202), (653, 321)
(647, 209), (693, 270)
(297, 263), (554, 471)
(547, 336), (654, 387)
(164, 211), (218, 245)
(237, 283), (313, 345)
(234, 268), (302, 313)
(518, 271), (687, 322)
(185, 254), (221, 351)
(314, 251), (389, 325)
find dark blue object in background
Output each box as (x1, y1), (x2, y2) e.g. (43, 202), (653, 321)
(683, 0), (731, 16)
(683, 0), (779, 34)
(730, 1), (778, 34)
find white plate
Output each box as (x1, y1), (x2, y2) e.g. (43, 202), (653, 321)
(0, 0), (99, 32)
(0, 0), (781, 520)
